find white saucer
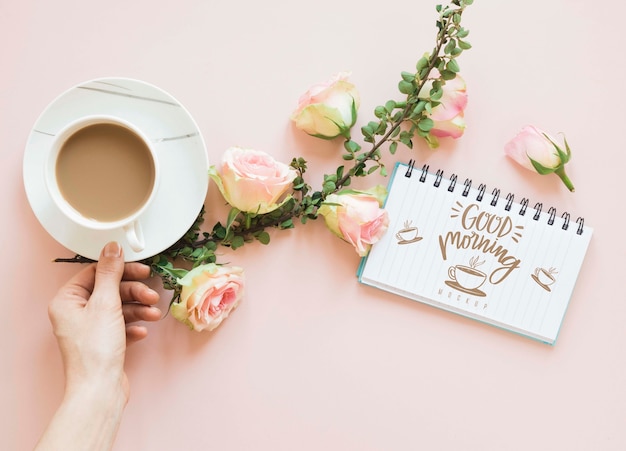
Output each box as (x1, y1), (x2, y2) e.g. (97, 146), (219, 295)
(23, 77), (209, 262)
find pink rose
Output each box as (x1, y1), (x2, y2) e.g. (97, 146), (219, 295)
(291, 72), (360, 139)
(419, 71), (468, 145)
(504, 125), (574, 191)
(209, 146), (298, 214)
(317, 186), (389, 257)
(170, 264), (244, 332)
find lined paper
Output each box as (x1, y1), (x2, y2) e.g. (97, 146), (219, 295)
(358, 163), (593, 344)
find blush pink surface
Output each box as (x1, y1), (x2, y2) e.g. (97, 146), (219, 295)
(2, 1), (625, 450)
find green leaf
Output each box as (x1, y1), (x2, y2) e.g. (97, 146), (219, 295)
(398, 80), (415, 95)
(562, 136), (572, 162)
(389, 142), (398, 155)
(413, 100), (427, 115)
(458, 39), (472, 50)
(323, 180), (336, 193)
(457, 28), (469, 38)
(256, 231), (270, 245)
(437, 58), (446, 72)
(399, 132), (413, 149)
(231, 235), (245, 249)
(213, 222), (227, 240)
(226, 207), (240, 232)
(344, 139), (361, 153)
(361, 124), (374, 140)
(154, 262), (189, 281)
(529, 157), (556, 175)
(447, 59), (460, 73)
(418, 117), (434, 132)
(417, 127), (430, 138)
(401, 71), (415, 82)
(280, 219), (294, 229)
(444, 38), (457, 55)
(543, 133), (571, 164)
(385, 100), (396, 113)
(440, 69), (457, 80)
(416, 56), (430, 71)
(392, 111), (404, 122)
(430, 87), (444, 101)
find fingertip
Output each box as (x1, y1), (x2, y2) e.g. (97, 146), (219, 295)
(102, 241), (123, 258)
(144, 287), (161, 305)
(126, 325), (148, 344)
(92, 242), (125, 303)
(147, 306), (163, 320)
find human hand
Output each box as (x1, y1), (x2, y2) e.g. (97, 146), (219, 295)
(48, 241), (161, 400)
(36, 242), (161, 450)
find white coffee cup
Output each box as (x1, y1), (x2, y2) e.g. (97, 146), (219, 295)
(45, 115), (160, 252)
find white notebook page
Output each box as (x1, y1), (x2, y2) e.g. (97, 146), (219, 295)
(359, 162), (593, 344)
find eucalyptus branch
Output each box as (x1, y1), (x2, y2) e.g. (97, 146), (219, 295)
(335, 0), (472, 189)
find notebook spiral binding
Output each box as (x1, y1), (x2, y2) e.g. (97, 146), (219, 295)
(404, 159), (585, 235)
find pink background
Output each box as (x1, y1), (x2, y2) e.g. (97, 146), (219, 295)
(2, 1), (625, 449)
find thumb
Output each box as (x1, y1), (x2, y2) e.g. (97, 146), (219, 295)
(90, 241), (125, 308)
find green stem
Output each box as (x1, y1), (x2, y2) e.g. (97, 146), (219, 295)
(555, 166), (575, 192)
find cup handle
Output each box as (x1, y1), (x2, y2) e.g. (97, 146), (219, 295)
(448, 266), (456, 281)
(124, 220), (145, 252)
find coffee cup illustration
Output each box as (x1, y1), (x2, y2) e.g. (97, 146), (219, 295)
(532, 267), (557, 291)
(395, 220), (422, 244)
(448, 265), (487, 291)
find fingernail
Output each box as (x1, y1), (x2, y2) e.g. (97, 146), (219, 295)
(103, 241), (122, 257)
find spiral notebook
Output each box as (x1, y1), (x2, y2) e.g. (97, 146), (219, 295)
(357, 161), (593, 344)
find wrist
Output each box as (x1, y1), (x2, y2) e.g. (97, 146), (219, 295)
(35, 379), (127, 451)
(64, 376), (128, 412)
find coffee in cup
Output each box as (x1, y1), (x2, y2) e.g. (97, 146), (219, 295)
(46, 116), (159, 252)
